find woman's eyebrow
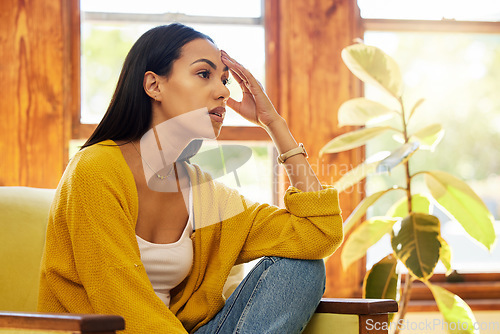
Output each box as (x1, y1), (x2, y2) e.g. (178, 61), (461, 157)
(191, 58), (229, 72)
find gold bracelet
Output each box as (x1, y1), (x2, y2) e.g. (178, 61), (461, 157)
(277, 143), (308, 164)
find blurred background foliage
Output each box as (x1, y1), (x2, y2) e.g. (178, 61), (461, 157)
(362, 31), (500, 273)
(364, 32), (500, 218)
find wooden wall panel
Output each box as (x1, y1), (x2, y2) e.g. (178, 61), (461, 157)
(265, 0), (366, 298)
(0, 0), (76, 188)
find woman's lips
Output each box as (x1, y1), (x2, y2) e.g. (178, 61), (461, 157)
(209, 107), (225, 123)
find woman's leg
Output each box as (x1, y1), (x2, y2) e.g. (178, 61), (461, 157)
(195, 257), (325, 334)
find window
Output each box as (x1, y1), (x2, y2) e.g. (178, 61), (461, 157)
(357, 0), (500, 304)
(363, 31), (500, 273)
(358, 0), (500, 21)
(76, 0), (275, 204)
(80, 1), (265, 126)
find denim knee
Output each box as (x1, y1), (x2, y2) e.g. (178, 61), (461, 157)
(298, 259), (326, 294)
(269, 257), (326, 295)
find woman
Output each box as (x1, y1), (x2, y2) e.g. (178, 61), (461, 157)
(38, 23), (343, 333)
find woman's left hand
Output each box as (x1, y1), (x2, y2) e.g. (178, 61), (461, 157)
(221, 50), (282, 129)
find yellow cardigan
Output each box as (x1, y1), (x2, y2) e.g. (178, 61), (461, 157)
(38, 140), (343, 333)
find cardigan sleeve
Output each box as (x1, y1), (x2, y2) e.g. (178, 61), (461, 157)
(39, 146), (188, 334)
(235, 185), (344, 263)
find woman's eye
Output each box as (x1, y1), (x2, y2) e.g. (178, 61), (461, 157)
(198, 70), (211, 79)
(222, 77), (231, 86)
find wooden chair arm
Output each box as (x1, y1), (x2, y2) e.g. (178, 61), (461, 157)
(0, 312), (125, 333)
(303, 298), (398, 333)
(317, 298), (398, 315)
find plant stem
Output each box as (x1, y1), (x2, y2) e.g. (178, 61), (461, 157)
(399, 97), (413, 214)
(405, 164), (412, 213)
(392, 97), (415, 334)
(393, 274), (414, 334)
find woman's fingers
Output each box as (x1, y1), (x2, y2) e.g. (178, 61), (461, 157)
(221, 56), (250, 93)
(221, 50), (279, 127)
(221, 51), (262, 95)
(224, 54), (253, 88)
(230, 68), (251, 94)
(221, 50), (245, 76)
(226, 97), (241, 113)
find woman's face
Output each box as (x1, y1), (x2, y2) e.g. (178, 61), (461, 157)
(153, 38), (230, 137)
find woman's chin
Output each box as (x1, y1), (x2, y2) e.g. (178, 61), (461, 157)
(211, 121), (223, 138)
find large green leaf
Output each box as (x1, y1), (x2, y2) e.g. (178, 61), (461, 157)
(320, 126), (394, 155)
(424, 170), (496, 250)
(410, 123), (445, 151)
(426, 283), (479, 334)
(386, 193), (432, 217)
(334, 152), (390, 192)
(338, 98), (396, 127)
(363, 254), (399, 301)
(391, 213), (441, 280)
(376, 142), (419, 173)
(341, 217), (399, 270)
(439, 236), (453, 276)
(342, 44), (403, 99)
(344, 187), (403, 234)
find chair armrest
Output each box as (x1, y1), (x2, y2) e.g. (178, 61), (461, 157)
(0, 311), (125, 333)
(304, 299), (398, 334)
(317, 298), (398, 315)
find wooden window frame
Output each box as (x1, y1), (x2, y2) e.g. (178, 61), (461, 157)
(362, 17), (500, 311)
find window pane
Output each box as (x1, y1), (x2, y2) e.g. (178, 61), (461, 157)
(81, 22), (264, 126)
(363, 31), (500, 272)
(82, 0), (262, 17)
(81, 23), (144, 124)
(358, 0), (500, 21)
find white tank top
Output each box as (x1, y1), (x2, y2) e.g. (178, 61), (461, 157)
(136, 189), (194, 308)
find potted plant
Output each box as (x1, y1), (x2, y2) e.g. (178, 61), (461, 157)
(320, 43), (497, 334)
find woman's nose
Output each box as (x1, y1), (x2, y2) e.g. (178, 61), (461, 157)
(217, 83), (230, 101)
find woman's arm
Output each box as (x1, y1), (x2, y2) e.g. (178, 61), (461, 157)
(221, 51), (322, 193)
(199, 175), (343, 263)
(266, 118), (322, 192)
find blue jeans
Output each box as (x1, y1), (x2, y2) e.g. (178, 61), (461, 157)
(195, 257), (326, 334)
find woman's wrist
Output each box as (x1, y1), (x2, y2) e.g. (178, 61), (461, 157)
(263, 114), (285, 132)
(264, 117), (299, 154)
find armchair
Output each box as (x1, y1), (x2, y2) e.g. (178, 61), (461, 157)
(0, 186), (396, 333)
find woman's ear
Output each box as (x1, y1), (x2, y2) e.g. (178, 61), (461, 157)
(143, 71), (161, 101)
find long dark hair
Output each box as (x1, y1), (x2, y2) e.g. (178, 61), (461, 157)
(81, 23), (212, 152)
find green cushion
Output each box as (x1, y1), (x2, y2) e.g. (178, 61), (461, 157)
(0, 187), (55, 312)
(303, 313), (359, 333)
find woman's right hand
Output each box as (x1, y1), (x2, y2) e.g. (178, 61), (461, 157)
(221, 50), (283, 130)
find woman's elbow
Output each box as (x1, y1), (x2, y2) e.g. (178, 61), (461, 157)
(304, 215), (343, 258)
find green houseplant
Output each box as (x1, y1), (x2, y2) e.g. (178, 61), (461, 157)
(320, 43), (497, 334)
